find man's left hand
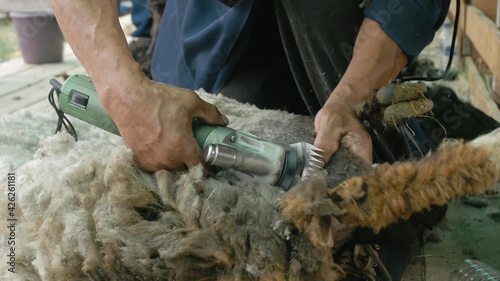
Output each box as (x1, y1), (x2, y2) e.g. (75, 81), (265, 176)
(313, 94), (373, 164)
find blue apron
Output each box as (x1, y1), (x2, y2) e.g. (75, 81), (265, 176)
(151, 0), (254, 93)
(152, 0), (450, 90)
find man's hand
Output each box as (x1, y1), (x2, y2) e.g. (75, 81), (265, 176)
(105, 77), (229, 172)
(314, 94), (372, 164)
(313, 18), (407, 164)
(51, 0), (229, 172)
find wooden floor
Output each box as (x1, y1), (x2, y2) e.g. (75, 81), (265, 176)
(0, 13), (134, 115)
(0, 44), (86, 115)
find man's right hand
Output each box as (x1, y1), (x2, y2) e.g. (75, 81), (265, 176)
(51, 0), (228, 172)
(103, 76), (229, 172)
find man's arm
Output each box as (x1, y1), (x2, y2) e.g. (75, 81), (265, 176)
(50, 0), (228, 171)
(314, 0), (450, 164)
(314, 18), (408, 164)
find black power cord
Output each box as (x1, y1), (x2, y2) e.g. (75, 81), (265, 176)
(401, 0), (460, 82)
(48, 78), (78, 141)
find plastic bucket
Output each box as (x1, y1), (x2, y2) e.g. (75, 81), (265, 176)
(11, 12), (64, 64)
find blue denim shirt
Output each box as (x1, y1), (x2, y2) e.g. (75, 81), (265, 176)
(151, 0), (450, 92)
(364, 0), (451, 63)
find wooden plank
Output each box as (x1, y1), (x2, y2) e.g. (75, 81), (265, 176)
(4, 55), (79, 81)
(448, 0), (466, 31)
(0, 0), (52, 13)
(492, 77), (500, 104)
(497, 0), (500, 27)
(0, 56), (81, 98)
(0, 65), (86, 115)
(470, 0), (498, 22)
(0, 80), (27, 97)
(0, 78), (59, 115)
(22, 98), (53, 114)
(0, 14), (130, 115)
(465, 56), (500, 123)
(0, 43), (77, 78)
(448, 0), (468, 60)
(2, 47), (76, 75)
(0, 57), (35, 78)
(465, 5), (500, 79)
(470, 0), (498, 21)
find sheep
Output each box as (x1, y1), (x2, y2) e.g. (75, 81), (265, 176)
(417, 85), (500, 146)
(0, 87), (498, 281)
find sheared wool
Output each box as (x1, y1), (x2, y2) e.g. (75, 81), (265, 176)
(0, 90), (498, 280)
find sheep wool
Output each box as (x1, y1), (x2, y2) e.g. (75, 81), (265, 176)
(0, 90), (498, 281)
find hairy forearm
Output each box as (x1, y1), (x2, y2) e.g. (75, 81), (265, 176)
(51, 0), (230, 172)
(50, 0), (143, 106)
(328, 18), (408, 107)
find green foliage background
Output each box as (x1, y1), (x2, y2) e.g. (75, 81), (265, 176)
(0, 18), (21, 63)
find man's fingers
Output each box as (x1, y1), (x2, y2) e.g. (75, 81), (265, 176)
(341, 133), (373, 164)
(313, 129), (342, 164)
(183, 139), (206, 169)
(131, 137), (204, 172)
(195, 100), (229, 126)
(353, 145), (373, 164)
(314, 125), (373, 165)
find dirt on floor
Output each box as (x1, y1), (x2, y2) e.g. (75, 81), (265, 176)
(403, 183), (500, 281)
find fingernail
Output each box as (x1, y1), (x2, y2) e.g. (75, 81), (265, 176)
(222, 114), (229, 125)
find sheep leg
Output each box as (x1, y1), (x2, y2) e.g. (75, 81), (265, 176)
(327, 130), (500, 232)
(282, 128), (499, 245)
